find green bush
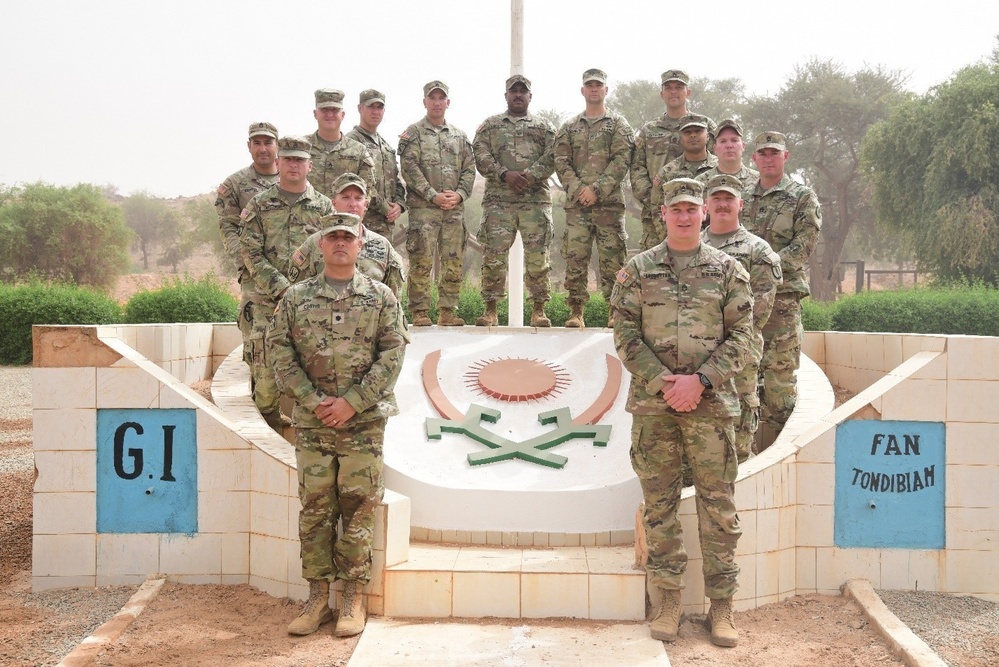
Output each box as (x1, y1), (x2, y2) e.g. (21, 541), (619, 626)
(802, 297), (835, 331)
(831, 287), (999, 335)
(0, 280), (121, 364)
(584, 293), (610, 328)
(123, 274), (237, 324)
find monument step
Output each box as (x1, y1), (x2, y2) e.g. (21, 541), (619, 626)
(383, 543), (646, 621)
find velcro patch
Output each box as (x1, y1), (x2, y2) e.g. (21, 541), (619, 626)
(217, 183), (229, 196)
(615, 268), (635, 287)
(291, 249), (306, 267)
(239, 208), (249, 220)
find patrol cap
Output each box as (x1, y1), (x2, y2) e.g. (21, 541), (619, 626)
(678, 113), (710, 131)
(755, 131), (787, 152)
(423, 80), (449, 96)
(715, 118), (744, 137)
(332, 172), (368, 196)
(661, 69), (690, 86)
(315, 88), (345, 109)
(319, 212), (362, 237)
(506, 74), (532, 91)
(359, 89), (386, 106)
(662, 178), (704, 206)
(582, 68), (607, 84)
(248, 121), (278, 139)
(278, 136), (312, 159)
(705, 174), (744, 198)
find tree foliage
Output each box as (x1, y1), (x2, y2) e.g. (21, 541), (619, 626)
(0, 182), (131, 290)
(742, 59), (908, 300)
(122, 191), (170, 270)
(864, 52), (999, 283)
(606, 79), (662, 130)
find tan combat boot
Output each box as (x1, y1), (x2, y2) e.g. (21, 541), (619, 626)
(564, 304), (585, 328)
(530, 301), (551, 327)
(412, 311), (432, 327)
(650, 588), (682, 641)
(476, 301), (498, 327)
(262, 411), (291, 431)
(334, 580), (366, 637)
(708, 597), (738, 647)
(437, 309), (466, 326)
(287, 579), (334, 635)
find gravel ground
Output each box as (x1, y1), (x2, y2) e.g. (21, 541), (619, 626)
(3, 365), (999, 666)
(878, 589), (999, 666)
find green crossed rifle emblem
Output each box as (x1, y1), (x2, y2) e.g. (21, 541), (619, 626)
(426, 404), (611, 469)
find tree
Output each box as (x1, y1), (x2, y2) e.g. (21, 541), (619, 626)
(122, 191), (171, 270)
(606, 79), (661, 130)
(742, 59), (908, 300)
(184, 195), (233, 276)
(688, 76), (747, 123)
(0, 182), (131, 289)
(864, 51), (999, 283)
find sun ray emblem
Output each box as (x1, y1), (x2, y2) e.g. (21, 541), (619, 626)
(463, 357), (571, 402)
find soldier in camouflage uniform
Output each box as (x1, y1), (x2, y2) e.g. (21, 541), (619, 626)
(652, 114), (718, 213)
(702, 174), (781, 461)
(290, 172), (405, 297)
(307, 89), (382, 212)
(741, 132), (822, 434)
(611, 177), (753, 648)
(268, 212), (409, 639)
(239, 136), (334, 428)
(214, 122), (280, 367)
(695, 119), (759, 188)
(346, 89), (407, 239)
(632, 70), (717, 249)
(399, 80), (476, 327)
(554, 68), (634, 327)
(472, 74), (556, 327)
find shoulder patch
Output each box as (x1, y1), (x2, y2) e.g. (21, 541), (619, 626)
(291, 248), (306, 267)
(399, 130), (412, 141)
(217, 183), (229, 196)
(239, 208), (249, 220)
(615, 267), (635, 287)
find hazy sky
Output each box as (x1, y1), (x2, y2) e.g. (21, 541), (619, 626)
(5, 0), (996, 198)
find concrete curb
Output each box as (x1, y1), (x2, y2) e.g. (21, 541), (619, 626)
(56, 575), (167, 667)
(842, 579), (948, 667)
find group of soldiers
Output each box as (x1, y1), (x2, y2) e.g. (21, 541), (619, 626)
(213, 67), (821, 647)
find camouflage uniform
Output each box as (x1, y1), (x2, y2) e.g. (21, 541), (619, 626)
(653, 153), (718, 211)
(695, 163), (759, 189)
(702, 225), (781, 459)
(633, 113), (718, 250)
(306, 130), (381, 208)
(553, 110), (634, 304)
(239, 182), (333, 417)
(267, 271), (409, 583)
(346, 123), (407, 238)
(741, 173), (821, 431)
(398, 115), (476, 314)
(214, 163), (279, 360)
(610, 240), (753, 599)
(473, 108), (556, 303)
(290, 226), (405, 297)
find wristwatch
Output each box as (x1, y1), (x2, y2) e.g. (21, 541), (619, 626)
(695, 372), (712, 389)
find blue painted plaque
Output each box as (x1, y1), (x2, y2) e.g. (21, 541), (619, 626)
(96, 409), (197, 533)
(834, 420), (945, 548)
